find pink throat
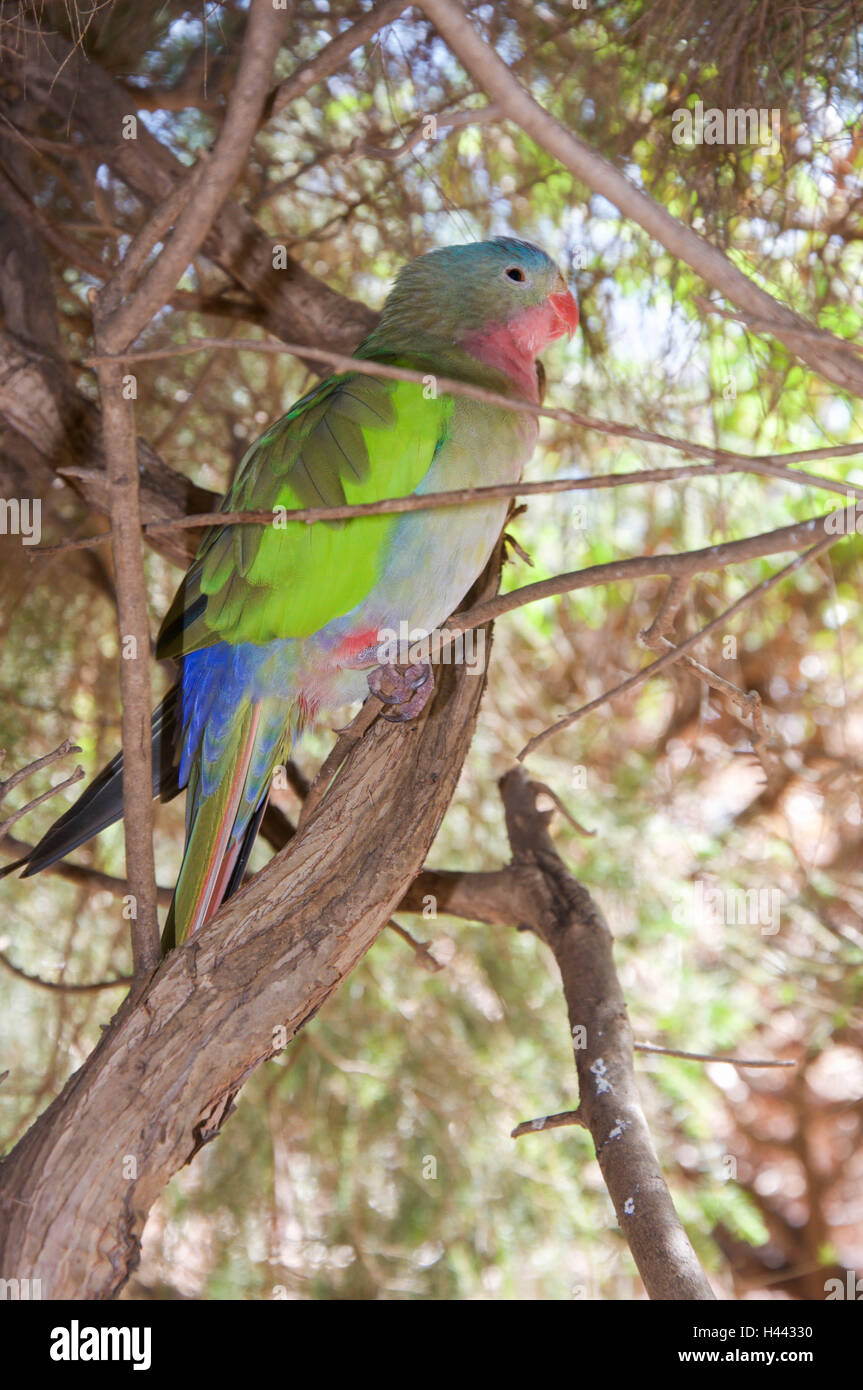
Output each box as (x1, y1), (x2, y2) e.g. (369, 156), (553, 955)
(459, 300), (561, 401)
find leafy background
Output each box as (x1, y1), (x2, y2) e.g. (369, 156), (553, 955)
(1, 0), (862, 1298)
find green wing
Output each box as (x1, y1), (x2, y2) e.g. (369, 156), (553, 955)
(157, 366), (452, 657)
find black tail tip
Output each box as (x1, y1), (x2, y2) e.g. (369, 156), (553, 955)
(0, 855), (31, 879)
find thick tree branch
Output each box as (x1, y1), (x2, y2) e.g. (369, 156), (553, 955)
(497, 765), (715, 1300)
(399, 865), (536, 924)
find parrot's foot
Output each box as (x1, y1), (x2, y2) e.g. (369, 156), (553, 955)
(367, 661), (434, 722)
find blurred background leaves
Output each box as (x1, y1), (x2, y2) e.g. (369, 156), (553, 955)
(1, 0), (862, 1299)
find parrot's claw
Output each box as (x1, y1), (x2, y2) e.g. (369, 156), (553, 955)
(367, 661), (435, 722)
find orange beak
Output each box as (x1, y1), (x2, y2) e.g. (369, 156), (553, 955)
(548, 289), (579, 338)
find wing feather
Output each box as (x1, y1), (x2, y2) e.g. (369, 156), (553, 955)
(156, 366), (451, 658)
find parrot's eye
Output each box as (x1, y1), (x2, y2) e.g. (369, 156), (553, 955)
(505, 265), (526, 283)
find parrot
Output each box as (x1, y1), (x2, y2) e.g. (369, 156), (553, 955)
(16, 237), (578, 951)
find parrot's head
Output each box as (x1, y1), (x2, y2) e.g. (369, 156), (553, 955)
(377, 237), (578, 397)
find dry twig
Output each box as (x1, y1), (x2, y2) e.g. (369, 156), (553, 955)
(0, 741), (84, 846)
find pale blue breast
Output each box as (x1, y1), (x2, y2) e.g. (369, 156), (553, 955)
(343, 394), (537, 639)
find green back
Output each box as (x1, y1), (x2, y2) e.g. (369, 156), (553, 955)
(157, 363), (454, 656)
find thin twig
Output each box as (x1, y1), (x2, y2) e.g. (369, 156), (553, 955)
(0, 768), (85, 844)
(0, 740), (81, 803)
(0, 741), (84, 847)
(386, 919), (442, 972)
(103, 157), (211, 312)
(639, 577), (690, 645)
(694, 296), (863, 355)
(30, 453), (863, 560)
(345, 101), (503, 162)
(511, 1108), (586, 1139)
(531, 781), (595, 836)
(0, 952), (132, 994)
(633, 1042), (796, 1069)
(81, 336), (863, 498)
(639, 586), (780, 787)
(517, 532), (838, 759)
(512, 1045), (795, 1137)
(265, 0), (406, 121)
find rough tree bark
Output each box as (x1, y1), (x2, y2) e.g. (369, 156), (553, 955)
(0, 333), (219, 567)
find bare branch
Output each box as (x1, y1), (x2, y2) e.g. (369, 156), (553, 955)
(31, 457), (862, 560)
(638, 583), (780, 788)
(517, 533), (837, 759)
(512, 1046), (795, 1139)
(512, 1108), (586, 1139)
(3, 16), (376, 354)
(82, 336), (863, 498)
(1, 836), (174, 908)
(498, 765), (715, 1299)
(639, 577), (690, 646)
(633, 1042), (796, 1069)
(266, 1), (407, 121)
(103, 158), (211, 311)
(385, 919), (442, 973)
(695, 296), (863, 355)
(0, 741), (84, 846)
(91, 358), (160, 974)
(89, 2), (288, 976)
(449, 507), (858, 653)
(0, 952), (132, 994)
(345, 100), (503, 162)
(0, 739), (81, 803)
(98, 1), (287, 353)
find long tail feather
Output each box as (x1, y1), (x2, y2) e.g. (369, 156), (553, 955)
(18, 688), (182, 878)
(163, 703), (271, 950)
(160, 788), (272, 953)
(222, 791), (270, 902)
(13, 657), (291, 958)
